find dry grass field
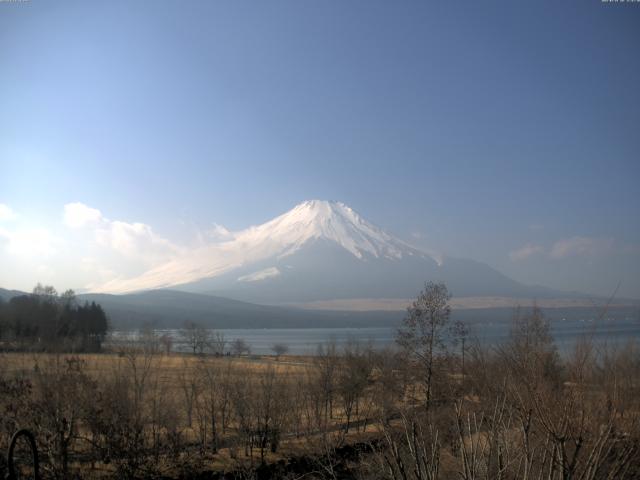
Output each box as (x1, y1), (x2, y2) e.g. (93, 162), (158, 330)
(1, 313), (639, 479)
(1, 350), (313, 378)
(0, 348), (387, 478)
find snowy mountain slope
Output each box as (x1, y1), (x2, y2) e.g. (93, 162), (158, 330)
(96, 200), (437, 293)
(94, 200), (560, 303)
(232, 200), (430, 261)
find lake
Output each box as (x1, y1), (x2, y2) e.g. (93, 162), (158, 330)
(111, 316), (640, 356)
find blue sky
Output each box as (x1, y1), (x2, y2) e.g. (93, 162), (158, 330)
(1, 0), (639, 297)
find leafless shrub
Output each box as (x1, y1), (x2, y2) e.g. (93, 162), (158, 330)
(373, 409), (441, 480)
(30, 355), (94, 478)
(272, 342), (289, 360)
(231, 337), (251, 357)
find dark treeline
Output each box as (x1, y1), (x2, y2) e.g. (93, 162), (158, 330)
(0, 284), (108, 352)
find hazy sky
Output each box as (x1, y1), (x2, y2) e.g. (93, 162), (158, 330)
(1, 1), (639, 298)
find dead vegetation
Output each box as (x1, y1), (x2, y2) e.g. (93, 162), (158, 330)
(0, 289), (638, 479)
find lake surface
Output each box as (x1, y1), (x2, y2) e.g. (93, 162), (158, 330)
(111, 317), (640, 356)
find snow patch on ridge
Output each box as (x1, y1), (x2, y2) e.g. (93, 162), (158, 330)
(237, 267), (281, 283)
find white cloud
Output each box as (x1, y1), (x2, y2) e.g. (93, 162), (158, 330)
(550, 236), (613, 259)
(80, 257), (118, 282)
(63, 202), (103, 228)
(0, 227), (58, 257)
(95, 220), (180, 262)
(0, 204), (16, 221)
(509, 243), (544, 261)
(35, 264), (55, 279)
(511, 237), (618, 262)
(207, 223), (235, 241)
(63, 202), (181, 264)
(0, 202), (187, 291)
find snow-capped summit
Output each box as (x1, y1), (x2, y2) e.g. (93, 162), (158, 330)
(234, 200), (421, 260)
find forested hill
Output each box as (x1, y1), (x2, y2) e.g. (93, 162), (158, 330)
(0, 286), (109, 351)
(0, 288), (23, 302)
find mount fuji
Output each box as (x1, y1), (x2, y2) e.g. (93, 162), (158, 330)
(96, 200), (559, 304)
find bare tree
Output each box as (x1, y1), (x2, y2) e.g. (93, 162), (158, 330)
(231, 375), (256, 459)
(31, 355), (92, 478)
(210, 330), (226, 356)
(315, 339), (338, 426)
(271, 343), (288, 360)
(253, 366), (290, 462)
(373, 408), (441, 480)
(396, 281), (458, 410)
(337, 340), (371, 434)
(371, 347), (410, 424)
(159, 334), (172, 355)
(180, 321), (211, 355)
(139, 324), (160, 354)
(193, 357), (234, 455)
(231, 337), (251, 357)
(177, 359), (199, 427)
(498, 304), (560, 388)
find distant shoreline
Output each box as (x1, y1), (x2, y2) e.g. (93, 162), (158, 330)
(287, 296), (640, 311)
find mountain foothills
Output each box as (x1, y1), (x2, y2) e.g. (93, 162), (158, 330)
(95, 200), (565, 304)
(3, 287), (634, 330)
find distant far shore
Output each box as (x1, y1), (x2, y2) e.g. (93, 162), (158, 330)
(288, 296), (640, 311)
